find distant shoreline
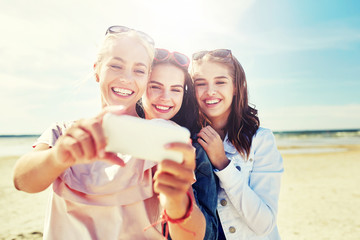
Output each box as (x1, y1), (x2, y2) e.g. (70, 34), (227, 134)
(0, 134), (40, 138)
(274, 128), (360, 135)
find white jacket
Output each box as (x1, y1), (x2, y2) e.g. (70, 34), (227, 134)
(215, 127), (284, 240)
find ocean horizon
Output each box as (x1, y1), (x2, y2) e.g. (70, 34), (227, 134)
(1, 128), (360, 157)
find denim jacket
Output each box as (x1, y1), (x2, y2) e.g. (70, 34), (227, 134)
(215, 127), (283, 240)
(192, 142), (219, 240)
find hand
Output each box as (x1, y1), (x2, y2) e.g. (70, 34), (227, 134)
(197, 126), (229, 170)
(153, 142), (196, 219)
(52, 106), (127, 167)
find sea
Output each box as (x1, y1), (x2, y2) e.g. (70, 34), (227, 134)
(0, 135), (39, 158)
(1, 129), (360, 157)
(274, 129), (360, 154)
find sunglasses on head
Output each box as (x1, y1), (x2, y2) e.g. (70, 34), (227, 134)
(105, 25), (155, 46)
(154, 48), (190, 69)
(192, 49), (232, 60)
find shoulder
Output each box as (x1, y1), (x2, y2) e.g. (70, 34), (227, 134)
(255, 127), (274, 138)
(49, 121), (74, 133)
(193, 142), (207, 161)
(34, 121), (75, 147)
(252, 127), (283, 170)
(252, 127), (276, 146)
(45, 121), (75, 138)
(192, 142), (214, 176)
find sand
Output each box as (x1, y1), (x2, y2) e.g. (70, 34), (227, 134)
(0, 156), (49, 240)
(277, 144), (360, 240)
(1, 145), (359, 240)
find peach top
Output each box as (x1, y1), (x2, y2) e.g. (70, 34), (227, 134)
(35, 122), (162, 240)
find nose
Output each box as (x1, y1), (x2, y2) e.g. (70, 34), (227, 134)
(206, 84), (216, 96)
(119, 70), (133, 83)
(159, 89), (171, 101)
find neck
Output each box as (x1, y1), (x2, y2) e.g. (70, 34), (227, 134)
(209, 115), (228, 140)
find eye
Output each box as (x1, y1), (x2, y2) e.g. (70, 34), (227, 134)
(171, 88), (182, 93)
(135, 69), (146, 75)
(110, 65), (122, 70)
(194, 79), (207, 87)
(216, 81), (226, 85)
(150, 85), (160, 89)
(195, 82), (206, 87)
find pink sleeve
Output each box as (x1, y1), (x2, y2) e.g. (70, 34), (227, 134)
(33, 121), (73, 148)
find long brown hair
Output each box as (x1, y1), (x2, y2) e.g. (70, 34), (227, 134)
(192, 50), (259, 157)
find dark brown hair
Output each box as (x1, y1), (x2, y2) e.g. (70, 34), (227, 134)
(192, 51), (259, 157)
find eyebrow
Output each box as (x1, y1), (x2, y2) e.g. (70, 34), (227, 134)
(215, 76), (230, 80)
(112, 57), (148, 68)
(149, 80), (184, 88)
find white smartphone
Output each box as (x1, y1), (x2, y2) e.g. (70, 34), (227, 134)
(102, 113), (191, 163)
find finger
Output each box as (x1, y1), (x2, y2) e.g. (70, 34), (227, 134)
(155, 160), (194, 181)
(199, 128), (212, 138)
(199, 127), (218, 141)
(197, 131), (210, 143)
(154, 182), (188, 197)
(154, 172), (191, 192)
(164, 143), (196, 169)
(61, 135), (84, 160)
(102, 152), (125, 166)
(66, 126), (96, 159)
(80, 118), (106, 154)
(205, 126), (220, 138)
(197, 137), (208, 150)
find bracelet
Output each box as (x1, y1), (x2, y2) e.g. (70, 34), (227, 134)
(143, 191), (196, 239)
(162, 191), (193, 224)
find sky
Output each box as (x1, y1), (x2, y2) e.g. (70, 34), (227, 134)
(0, 0), (359, 134)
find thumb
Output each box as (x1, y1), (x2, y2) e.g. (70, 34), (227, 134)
(95, 105), (127, 122)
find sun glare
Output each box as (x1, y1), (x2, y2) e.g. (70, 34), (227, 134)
(137, 0), (255, 56)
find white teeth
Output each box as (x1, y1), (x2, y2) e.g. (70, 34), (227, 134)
(205, 99), (220, 104)
(155, 105), (171, 110)
(112, 87), (133, 96)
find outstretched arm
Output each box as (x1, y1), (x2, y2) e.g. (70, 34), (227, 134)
(13, 108), (125, 193)
(153, 142), (206, 240)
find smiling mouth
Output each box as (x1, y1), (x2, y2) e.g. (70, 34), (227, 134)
(154, 104), (173, 112)
(112, 87), (134, 97)
(205, 99), (221, 105)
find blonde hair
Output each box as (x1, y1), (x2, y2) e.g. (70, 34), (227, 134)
(94, 31), (155, 75)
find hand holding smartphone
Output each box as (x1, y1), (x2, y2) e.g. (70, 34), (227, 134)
(102, 113), (190, 163)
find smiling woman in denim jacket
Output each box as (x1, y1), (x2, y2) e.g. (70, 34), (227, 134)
(138, 48), (218, 239)
(191, 49), (284, 240)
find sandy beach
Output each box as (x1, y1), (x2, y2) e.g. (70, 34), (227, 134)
(1, 144), (359, 240)
(277, 144), (360, 240)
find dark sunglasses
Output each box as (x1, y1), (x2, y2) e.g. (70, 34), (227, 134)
(105, 25), (155, 46)
(154, 48), (190, 68)
(192, 49), (232, 60)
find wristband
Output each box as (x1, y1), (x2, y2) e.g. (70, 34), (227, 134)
(144, 192), (196, 239)
(163, 191), (193, 223)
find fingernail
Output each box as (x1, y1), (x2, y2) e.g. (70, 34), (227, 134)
(98, 149), (105, 158)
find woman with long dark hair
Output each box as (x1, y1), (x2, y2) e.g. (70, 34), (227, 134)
(191, 49), (284, 240)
